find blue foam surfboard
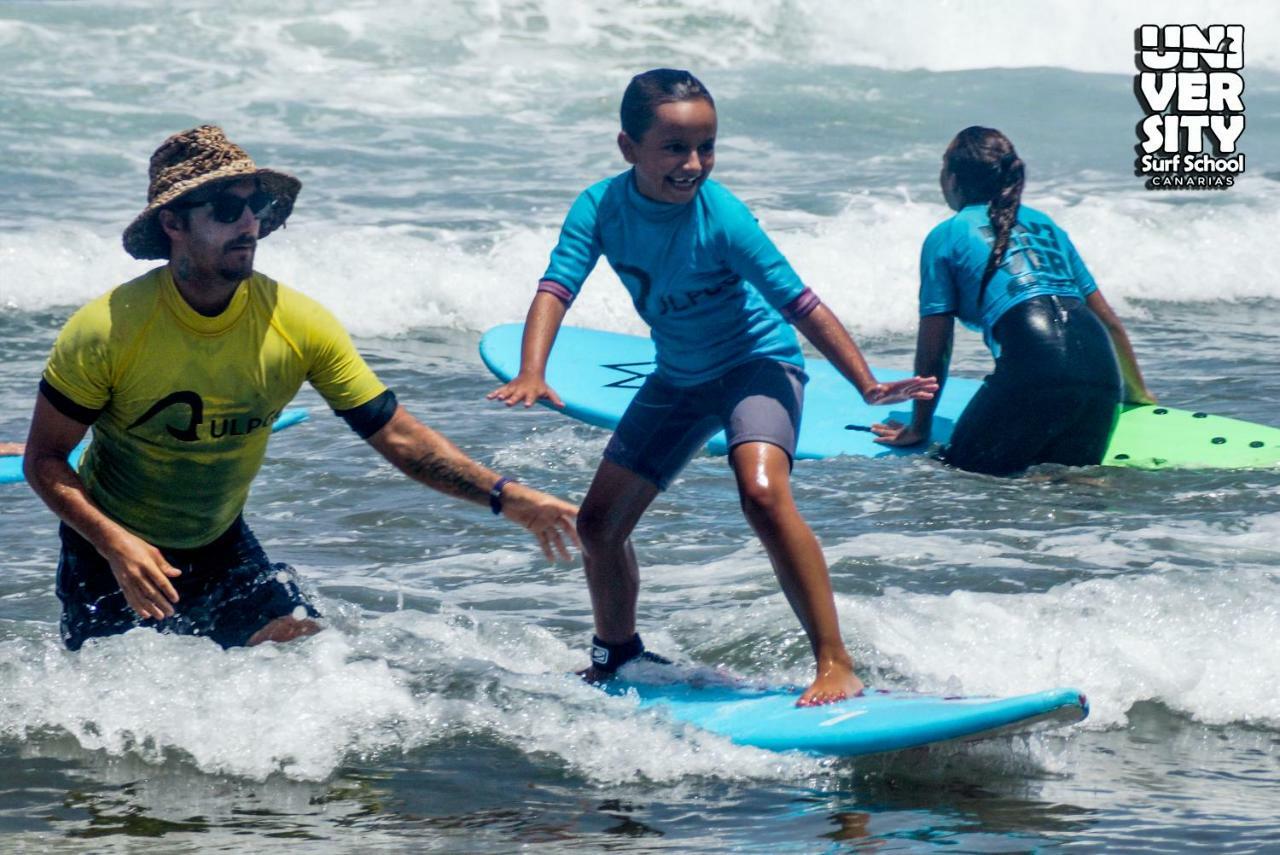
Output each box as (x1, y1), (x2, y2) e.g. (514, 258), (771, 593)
(480, 324), (1280, 469)
(604, 678), (1088, 756)
(0, 406), (310, 486)
(480, 323), (974, 460)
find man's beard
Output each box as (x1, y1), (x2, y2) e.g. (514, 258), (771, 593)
(218, 240), (256, 281)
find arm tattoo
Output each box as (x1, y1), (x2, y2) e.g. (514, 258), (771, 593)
(405, 449), (488, 503)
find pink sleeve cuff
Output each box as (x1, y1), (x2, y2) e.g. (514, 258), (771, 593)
(780, 287), (821, 322)
(537, 279), (575, 306)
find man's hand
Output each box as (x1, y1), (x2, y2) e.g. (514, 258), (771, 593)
(369, 407), (580, 562)
(24, 391), (182, 621)
(487, 373), (564, 409)
(499, 482), (580, 562)
(861, 376), (939, 406)
(871, 419), (929, 448)
(100, 532), (182, 621)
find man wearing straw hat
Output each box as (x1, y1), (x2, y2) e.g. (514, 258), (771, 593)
(23, 126), (578, 651)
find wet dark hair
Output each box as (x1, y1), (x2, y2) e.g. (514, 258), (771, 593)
(944, 126), (1025, 305)
(620, 68), (715, 141)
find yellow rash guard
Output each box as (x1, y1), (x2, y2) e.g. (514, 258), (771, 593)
(42, 267), (386, 548)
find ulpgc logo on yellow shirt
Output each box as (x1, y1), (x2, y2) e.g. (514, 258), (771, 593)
(127, 391), (203, 441)
(1134, 24), (1245, 190)
(128, 391), (281, 442)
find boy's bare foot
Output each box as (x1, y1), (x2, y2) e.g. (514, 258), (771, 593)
(797, 659), (864, 707)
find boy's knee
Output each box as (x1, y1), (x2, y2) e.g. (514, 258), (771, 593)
(737, 479), (785, 521)
(576, 504), (627, 553)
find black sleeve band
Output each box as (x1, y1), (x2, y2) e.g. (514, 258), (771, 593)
(39, 378), (102, 426)
(335, 388), (398, 439)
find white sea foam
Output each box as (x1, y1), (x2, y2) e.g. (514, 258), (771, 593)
(7, 1), (1278, 149)
(127, 1), (1280, 77)
(671, 559), (1280, 733)
(801, 1), (1280, 74)
(1, 514), (1275, 783)
(6, 1), (1277, 343)
(653, 512), (1280, 734)
(836, 514), (1280, 729)
(843, 563), (1280, 730)
(0, 630), (426, 781)
(6, 183), (1277, 338)
(0, 609), (820, 784)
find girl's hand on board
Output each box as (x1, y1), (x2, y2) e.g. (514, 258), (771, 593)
(1127, 387), (1158, 406)
(871, 419), (929, 448)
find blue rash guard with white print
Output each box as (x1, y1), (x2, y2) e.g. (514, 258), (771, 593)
(539, 170), (818, 386)
(919, 204), (1098, 354)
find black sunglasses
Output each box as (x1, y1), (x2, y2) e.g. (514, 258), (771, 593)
(172, 189), (276, 224)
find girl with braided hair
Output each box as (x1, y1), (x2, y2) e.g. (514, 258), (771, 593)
(872, 126), (1155, 475)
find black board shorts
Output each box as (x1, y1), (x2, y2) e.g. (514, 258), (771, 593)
(56, 516), (320, 651)
(604, 358), (807, 490)
(940, 295), (1122, 476)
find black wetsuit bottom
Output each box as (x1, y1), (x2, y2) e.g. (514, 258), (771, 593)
(940, 295), (1122, 476)
(56, 516), (320, 651)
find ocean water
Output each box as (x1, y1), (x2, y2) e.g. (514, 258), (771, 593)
(2, 1), (1279, 851)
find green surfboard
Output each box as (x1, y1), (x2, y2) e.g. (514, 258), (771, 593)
(1103, 404), (1280, 470)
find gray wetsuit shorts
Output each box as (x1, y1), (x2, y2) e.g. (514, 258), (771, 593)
(603, 358), (806, 490)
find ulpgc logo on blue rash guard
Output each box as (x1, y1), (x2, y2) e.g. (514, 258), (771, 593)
(1134, 25), (1245, 191)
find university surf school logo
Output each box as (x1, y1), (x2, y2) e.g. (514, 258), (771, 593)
(1134, 24), (1245, 190)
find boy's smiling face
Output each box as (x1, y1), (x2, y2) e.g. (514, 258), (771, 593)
(619, 99), (717, 204)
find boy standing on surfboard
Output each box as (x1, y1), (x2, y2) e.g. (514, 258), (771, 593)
(24, 126), (578, 651)
(490, 69), (937, 706)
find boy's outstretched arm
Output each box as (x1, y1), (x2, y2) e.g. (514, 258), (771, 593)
(488, 292), (569, 408)
(792, 304), (938, 405)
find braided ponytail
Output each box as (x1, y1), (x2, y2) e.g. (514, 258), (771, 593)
(943, 127), (1025, 307)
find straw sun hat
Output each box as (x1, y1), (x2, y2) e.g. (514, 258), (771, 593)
(122, 125), (302, 260)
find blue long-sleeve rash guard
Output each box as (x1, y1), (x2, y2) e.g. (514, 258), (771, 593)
(539, 169), (821, 386)
(919, 204), (1098, 355)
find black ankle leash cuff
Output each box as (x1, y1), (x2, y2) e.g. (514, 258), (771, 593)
(590, 633), (645, 674)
